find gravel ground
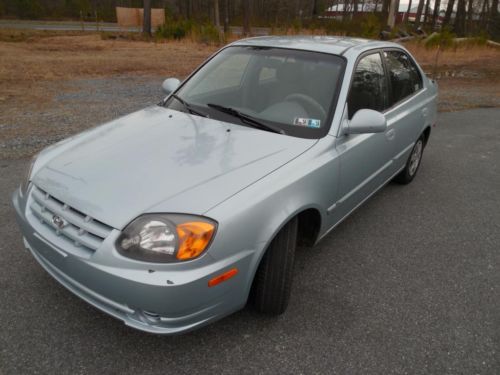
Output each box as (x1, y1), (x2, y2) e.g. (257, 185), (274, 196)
(0, 108), (499, 374)
(0, 76), (165, 159)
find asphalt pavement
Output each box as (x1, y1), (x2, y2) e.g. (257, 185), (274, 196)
(0, 20), (133, 32)
(0, 108), (499, 374)
(0, 20), (270, 35)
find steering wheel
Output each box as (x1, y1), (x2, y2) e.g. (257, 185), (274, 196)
(284, 93), (327, 120)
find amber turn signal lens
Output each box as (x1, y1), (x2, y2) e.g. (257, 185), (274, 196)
(176, 222), (215, 260)
(208, 268), (238, 287)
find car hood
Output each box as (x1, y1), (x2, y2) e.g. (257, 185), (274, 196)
(32, 106), (316, 229)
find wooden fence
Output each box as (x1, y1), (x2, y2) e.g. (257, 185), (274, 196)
(116, 7), (165, 29)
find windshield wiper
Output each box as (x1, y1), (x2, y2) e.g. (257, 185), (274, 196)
(170, 94), (208, 118)
(206, 103), (285, 135)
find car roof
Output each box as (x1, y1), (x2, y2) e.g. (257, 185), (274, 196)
(230, 36), (399, 56)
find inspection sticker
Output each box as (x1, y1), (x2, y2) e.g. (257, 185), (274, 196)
(294, 118), (321, 128)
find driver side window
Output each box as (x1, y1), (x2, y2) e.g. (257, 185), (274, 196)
(347, 53), (389, 119)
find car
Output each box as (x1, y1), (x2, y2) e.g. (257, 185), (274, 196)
(12, 36), (437, 335)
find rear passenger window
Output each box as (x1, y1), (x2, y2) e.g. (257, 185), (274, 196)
(384, 50), (423, 106)
(347, 53), (389, 119)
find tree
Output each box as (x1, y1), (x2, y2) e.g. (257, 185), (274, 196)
(479, 0), (490, 25)
(382, 0), (391, 18)
(454, 0), (467, 35)
(423, 0), (432, 24)
(431, 0), (441, 29)
(387, 0), (398, 27)
(414, 0), (426, 27)
(443, 0), (456, 26)
(242, 0), (250, 35)
(312, 0), (318, 16)
(223, 0), (229, 33)
(466, 0), (473, 33)
(143, 0), (151, 36)
(214, 0), (220, 28)
(405, 0), (413, 23)
(489, 0), (499, 38)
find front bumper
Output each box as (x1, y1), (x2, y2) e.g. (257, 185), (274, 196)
(12, 188), (253, 334)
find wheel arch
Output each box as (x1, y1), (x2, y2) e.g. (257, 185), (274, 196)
(245, 205), (323, 298)
(297, 207), (322, 247)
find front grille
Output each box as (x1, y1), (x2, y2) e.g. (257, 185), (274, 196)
(29, 185), (113, 254)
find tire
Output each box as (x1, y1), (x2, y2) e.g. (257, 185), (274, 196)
(394, 135), (425, 185)
(251, 216), (298, 315)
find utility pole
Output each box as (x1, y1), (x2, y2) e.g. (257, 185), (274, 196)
(143, 0), (152, 36)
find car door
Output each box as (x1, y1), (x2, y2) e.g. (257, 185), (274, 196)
(330, 51), (395, 224)
(382, 49), (426, 170)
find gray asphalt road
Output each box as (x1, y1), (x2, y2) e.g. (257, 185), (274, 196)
(1, 109), (499, 374)
(0, 20), (135, 32)
(0, 20), (270, 35)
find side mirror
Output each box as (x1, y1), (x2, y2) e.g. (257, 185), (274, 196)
(162, 78), (181, 95)
(345, 109), (387, 134)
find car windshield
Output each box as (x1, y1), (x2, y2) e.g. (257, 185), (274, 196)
(164, 46), (346, 138)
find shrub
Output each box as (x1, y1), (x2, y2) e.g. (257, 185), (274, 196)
(155, 20), (222, 45)
(155, 19), (193, 41)
(191, 23), (222, 44)
(424, 29), (456, 49)
(360, 14), (383, 38)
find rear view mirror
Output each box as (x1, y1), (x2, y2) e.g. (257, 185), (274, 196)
(346, 109), (387, 134)
(162, 78), (181, 95)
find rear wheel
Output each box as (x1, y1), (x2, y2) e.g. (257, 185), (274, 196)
(251, 217), (298, 315)
(394, 135), (424, 184)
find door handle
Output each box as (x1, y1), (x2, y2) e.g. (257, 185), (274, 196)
(386, 128), (396, 141)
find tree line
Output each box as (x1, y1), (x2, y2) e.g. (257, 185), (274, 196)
(0, 0), (498, 39)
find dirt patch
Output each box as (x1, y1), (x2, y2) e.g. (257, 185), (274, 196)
(1, 32), (499, 159)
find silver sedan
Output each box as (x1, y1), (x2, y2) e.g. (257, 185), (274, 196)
(13, 36), (437, 334)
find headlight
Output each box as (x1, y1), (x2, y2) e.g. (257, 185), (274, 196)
(20, 154), (37, 195)
(116, 214), (217, 263)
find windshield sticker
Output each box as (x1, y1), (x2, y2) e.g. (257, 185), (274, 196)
(294, 118), (321, 128)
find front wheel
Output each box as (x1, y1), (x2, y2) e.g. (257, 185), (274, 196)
(394, 135), (425, 184)
(251, 217), (298, 315)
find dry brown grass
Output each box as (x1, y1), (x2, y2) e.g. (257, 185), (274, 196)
(404, 41), (500, 74)
(0, 33), (217, 82)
